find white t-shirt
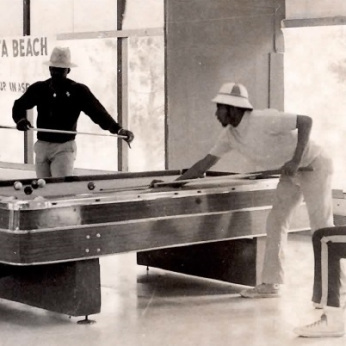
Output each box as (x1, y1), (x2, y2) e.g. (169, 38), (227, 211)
(209, 109), (321, 169)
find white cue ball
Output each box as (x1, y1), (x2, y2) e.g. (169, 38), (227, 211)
(37, 179), (46, 188)
(14, 181), (23, 190)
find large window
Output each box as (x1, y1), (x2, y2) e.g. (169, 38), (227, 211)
(284, 25), (346, 189)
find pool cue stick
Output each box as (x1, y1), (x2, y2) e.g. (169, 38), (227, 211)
(100, 184), (151, 192)
(0, 125), (128, 139)
(248, 166), (313, 175)
(153, 166), (313, 188)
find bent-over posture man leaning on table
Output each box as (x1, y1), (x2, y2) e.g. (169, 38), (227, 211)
(12, 46), (134, 178)
(169, 82), (334, 298)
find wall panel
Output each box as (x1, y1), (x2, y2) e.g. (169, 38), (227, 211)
(166, 0), (285, 172)
(286, 0), (346, 19)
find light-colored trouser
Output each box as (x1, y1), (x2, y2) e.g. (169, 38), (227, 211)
(34, 140), (77, 178)
(261, 151), (334, 284)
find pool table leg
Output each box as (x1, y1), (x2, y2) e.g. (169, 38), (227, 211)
(0, 259), (101, 318)
(137, 237), (264, 286)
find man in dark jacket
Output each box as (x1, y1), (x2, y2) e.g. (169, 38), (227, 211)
(12, 46), (134, 178)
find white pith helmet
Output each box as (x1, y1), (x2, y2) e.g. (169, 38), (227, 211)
(212, 82), (253, 109)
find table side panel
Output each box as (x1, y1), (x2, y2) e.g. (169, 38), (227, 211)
(0, 203), (309, 265)
(0, 232), (21, 263)
(15, 189), (276, 230)
(0, 175), (310, 265)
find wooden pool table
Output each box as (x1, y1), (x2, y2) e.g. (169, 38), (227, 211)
(0, 168), (310, 321)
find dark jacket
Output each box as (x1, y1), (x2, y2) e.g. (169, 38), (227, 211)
(12, 78), (121, 143)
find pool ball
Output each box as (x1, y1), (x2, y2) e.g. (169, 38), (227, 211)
(88, 182), (95, 190)
(33, 196), (46, 201)
(24, 186), (33, 195)
(37, 179), (46, 188)
(14, 181), (23, 190)
(31, 180), (39, 189)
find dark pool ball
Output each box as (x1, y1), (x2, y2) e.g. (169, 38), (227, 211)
(31, 180), (39, 189)
(24, 186), (33, 195)
(88, 182), (95, 190)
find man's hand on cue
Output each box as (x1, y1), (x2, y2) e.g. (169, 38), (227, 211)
(281, 161), (313, 176)
(149, 179), (164, 188)
(118, 129), (134, 148)
(16, 119), (32, 131)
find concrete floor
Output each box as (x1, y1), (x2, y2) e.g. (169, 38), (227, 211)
(0, 233), (343, 346)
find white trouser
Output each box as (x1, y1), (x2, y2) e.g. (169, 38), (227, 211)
(34, 140), (77, 178)
(261, 151), (334, 284)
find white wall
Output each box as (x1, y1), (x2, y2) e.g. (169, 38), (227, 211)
(286, 0), (346, 19)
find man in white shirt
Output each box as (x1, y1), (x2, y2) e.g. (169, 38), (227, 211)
(175, 82), (334, 298)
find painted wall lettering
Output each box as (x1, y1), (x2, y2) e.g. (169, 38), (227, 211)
(0, 41), (9, 57)
(12, 37), (48, 57)
(9, 82), (30, 93)
(0, 37), (48, 58)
